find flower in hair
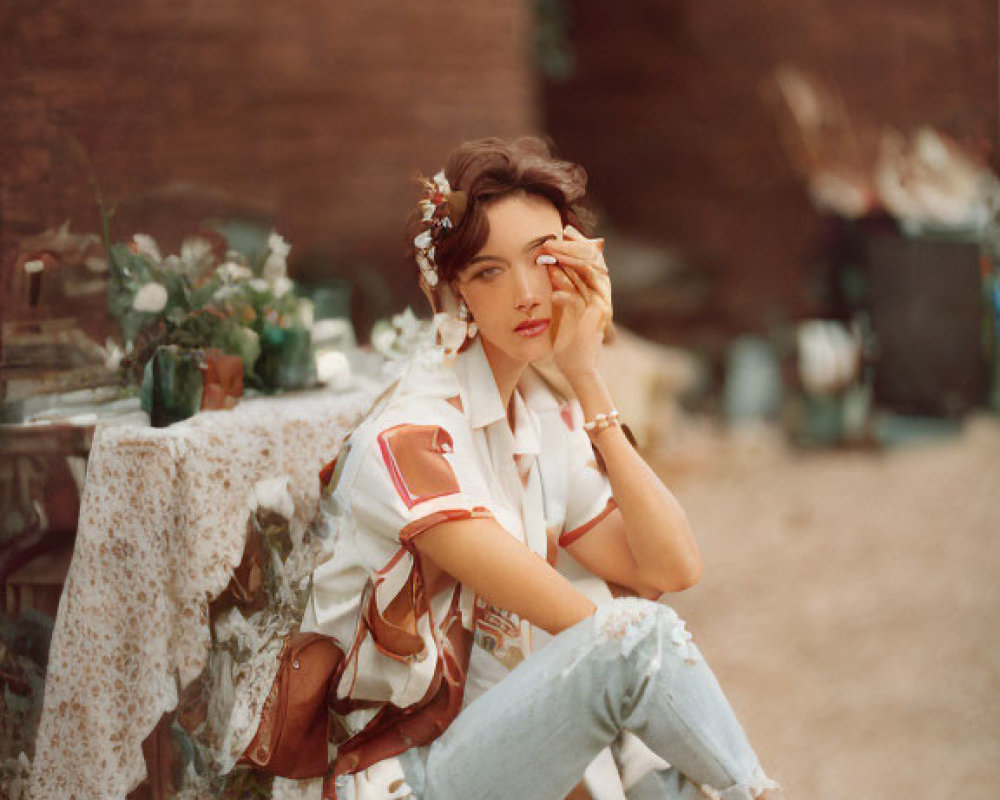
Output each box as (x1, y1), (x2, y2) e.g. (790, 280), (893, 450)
(413, 169), (466, 288)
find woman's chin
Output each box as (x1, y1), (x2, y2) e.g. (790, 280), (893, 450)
(513, 331), (554, 360)
(525, 339), (554, 363)
(484, 332), (553, 365)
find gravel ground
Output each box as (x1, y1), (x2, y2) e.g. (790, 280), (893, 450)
(647, 413), (1000, 800)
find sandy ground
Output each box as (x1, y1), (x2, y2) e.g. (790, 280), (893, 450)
(645, 413), (1000, 800)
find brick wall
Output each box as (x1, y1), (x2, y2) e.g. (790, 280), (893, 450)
(3, 1), (995, 342)
(543, 0), (998, 337)
(1, 0), (540, 319)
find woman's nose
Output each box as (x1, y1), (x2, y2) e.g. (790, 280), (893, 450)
(513, 261), (543, 312)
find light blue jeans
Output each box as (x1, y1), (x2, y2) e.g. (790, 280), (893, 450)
(350, 598), (779, 800)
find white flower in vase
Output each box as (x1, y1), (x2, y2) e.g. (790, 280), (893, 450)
(216, 261), (253, 283)
(272, 275), (294, 297)
(131, 234), (163, 263)
(212, 284), (241, 302)
(262, 231), (291, 283)
(180, 237), (215, 275)
(132, 281), (169, 313)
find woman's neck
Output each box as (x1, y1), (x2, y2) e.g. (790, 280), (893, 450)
(480, 338), (527, 430)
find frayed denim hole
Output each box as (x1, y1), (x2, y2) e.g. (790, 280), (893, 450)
(559, 598), (657, 681)
(559, 599), (701, 682)
(596, 597), (659, 658)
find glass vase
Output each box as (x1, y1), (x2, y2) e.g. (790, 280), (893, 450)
(140, 345), (204, 427)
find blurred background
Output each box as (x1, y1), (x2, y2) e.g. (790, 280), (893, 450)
(1, 1), (998, 798)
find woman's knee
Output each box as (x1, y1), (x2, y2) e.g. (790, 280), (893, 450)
(592, 598), (695, 654)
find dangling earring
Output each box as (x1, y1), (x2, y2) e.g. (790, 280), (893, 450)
(458, 301), (478, 339)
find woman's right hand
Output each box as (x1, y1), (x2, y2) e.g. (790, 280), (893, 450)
(543, 225), (613, 380)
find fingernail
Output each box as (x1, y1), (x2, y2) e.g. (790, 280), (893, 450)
(564, 224), (580, 236)
(536, 254), (558, 266)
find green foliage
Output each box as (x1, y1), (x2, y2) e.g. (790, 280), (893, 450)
(106, 244), (160, 344)
(105, 231), (314, 391)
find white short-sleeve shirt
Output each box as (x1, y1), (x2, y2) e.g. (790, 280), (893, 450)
(301, 334), (617, 737)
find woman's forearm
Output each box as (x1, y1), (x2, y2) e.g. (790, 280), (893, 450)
(415, 517), (597, 635)
(568, 369), (702, 590)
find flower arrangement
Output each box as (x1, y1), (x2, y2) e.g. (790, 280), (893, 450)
(106, 228), (315, 421)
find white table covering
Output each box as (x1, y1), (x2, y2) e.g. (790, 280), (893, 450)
(28, 380), (386, 799)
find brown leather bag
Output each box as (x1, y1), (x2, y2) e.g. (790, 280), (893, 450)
(240, 631), (346, 779)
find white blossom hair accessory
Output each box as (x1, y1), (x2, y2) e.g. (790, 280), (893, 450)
(413, 169), (466, 289)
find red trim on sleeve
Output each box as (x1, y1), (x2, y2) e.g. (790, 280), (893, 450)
(559, 497), (618, 548)
(399, 506), (496, 542)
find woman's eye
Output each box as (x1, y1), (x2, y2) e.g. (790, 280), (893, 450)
(476, 266), (502, 279)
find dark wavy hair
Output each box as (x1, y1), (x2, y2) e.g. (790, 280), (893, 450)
(405, 136), (596, 288)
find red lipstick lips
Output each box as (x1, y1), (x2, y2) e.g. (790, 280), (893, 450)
(515, 318), (550, 337)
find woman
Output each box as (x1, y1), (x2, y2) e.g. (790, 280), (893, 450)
(301, 136), (781, 800)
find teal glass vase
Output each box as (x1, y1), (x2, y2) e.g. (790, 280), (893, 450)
(140, 345), (205, 427)
(254, 323), (316, 392)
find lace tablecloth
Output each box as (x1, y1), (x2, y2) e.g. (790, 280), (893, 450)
(28, 380), (386, 799)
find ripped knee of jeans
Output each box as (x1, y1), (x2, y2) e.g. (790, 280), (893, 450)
(566, 598), (701, 676)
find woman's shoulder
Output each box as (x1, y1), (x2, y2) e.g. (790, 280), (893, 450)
(352, 392), (468, 447)
(332, 391), (472, 491)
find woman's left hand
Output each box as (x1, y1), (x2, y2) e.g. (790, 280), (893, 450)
(543, 224), (613, 379)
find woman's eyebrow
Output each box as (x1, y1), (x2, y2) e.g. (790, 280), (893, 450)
(468, 234), (558, 266)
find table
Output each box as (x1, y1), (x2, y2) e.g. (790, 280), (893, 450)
(27, 379), (387, 799)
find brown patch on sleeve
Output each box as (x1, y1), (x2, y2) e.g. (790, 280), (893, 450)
(377, 424), (462, 509)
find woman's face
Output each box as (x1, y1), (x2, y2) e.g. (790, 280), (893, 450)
(453, 193), (562, 365)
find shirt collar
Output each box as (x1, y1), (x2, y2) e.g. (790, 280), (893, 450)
(453, 337), (540, 456)
(509, 387), (540, 457)
(453, 336), (506, 429)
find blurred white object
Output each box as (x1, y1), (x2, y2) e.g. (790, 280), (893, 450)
(797, 320), (860, 395)
(316, 350), (352, 390)
(809, 170), (874, 219)
(312, 316), (356, 350)
(875, 126), (997, 233)
(312, 316), (357, 389)
(370, 307), (431, 360)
